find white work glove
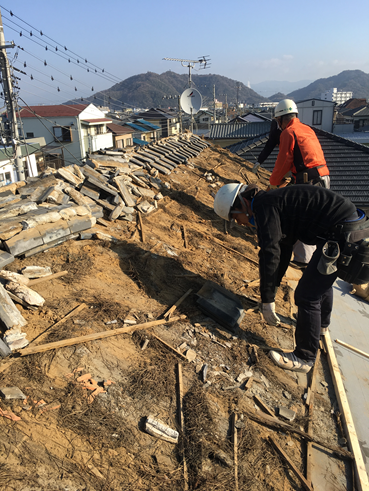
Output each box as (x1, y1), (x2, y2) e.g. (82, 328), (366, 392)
(252, 162), (260, 174)
(261, 302), (280, 326)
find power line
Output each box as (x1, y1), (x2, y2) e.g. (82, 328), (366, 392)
(0, 6), (121, 82)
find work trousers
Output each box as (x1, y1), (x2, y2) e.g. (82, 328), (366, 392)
(294, 242), (338, 362)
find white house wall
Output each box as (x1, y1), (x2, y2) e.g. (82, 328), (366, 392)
(21, 115), (83, 164)
(297, 101), (334, 132)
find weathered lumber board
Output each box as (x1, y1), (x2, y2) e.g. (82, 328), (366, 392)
(0, 283), (27, 330)
(18, 315), (187, 356)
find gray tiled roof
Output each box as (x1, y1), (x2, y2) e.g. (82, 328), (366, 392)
(209, 122), (271, 139)
(226, 128), (369, 205)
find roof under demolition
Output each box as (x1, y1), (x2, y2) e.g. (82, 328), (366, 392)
(0, 134), (363, 490)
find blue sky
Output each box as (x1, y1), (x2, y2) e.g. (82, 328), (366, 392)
(2, 0), (369, 105)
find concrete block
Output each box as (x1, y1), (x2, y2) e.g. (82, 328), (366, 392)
(0, 339), (11, 358)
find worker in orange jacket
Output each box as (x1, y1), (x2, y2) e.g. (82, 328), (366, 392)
(270, 99), (330, 188)
(270, 100), (330, 268)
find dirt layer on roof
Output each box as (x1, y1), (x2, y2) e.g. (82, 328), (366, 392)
(0, 144), (350, 490)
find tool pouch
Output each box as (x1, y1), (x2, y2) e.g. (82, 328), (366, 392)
(317, 241), (340, 275)
(337, 238), (369, 285)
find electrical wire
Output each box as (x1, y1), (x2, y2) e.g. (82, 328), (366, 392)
(2, 16), (120, 85)
(1, 5), (121, 82)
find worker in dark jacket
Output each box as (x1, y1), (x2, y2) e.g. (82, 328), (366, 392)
(252, 119), (281, 173)
(213, 183), (357, 373)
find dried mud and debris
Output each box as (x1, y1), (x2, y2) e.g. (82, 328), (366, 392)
(0, 135), (352, 490)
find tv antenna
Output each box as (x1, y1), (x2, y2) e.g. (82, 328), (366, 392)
(163, 56), (211, 87)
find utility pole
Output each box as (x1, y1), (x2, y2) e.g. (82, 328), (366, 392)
(221, 94), (228, 122)
(0, 8), (25, 181)
(213, 84), (216, 125)
(236, 82), (241, 116)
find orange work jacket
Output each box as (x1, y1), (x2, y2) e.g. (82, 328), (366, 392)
(269, 118), (329, 186)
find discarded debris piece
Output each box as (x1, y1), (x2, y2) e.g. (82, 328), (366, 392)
(0, 339), (11, 358)
(145, 416), (179, 443)
(202, 364), (208, 382)
(335, 338), (369, 360)
(213, 449), (233, 467)
(105, 320), (117, 325)
(77, 373), (92, 383)
(95, 232), (120, 243)
(6, 282), (45, 307)
(141, 339), (149, 351)
(185, 349), (196, 362)
(0, 407), (21, 421)
(278, 406), (296, 422)
(0, 283), (27, 330)
(0, 271), (30, 285)
(253, 395), (275, 417)
(21, 266), (52, 278)
(0, 387), (26, 400)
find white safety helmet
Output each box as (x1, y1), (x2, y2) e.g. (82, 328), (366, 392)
(274, 99), (298, 118)
(214, 183), (243, 221)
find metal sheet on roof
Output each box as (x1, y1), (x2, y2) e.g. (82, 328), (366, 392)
(126, 123), (150, 133)
(133, 138), (149, 146)
(136, 119), (160, 130)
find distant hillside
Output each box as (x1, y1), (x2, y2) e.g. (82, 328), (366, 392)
(287, 70), (369, 100)
(252, 79), (312, 97)
(268, 92), (287, 102)
(74, 71), (269, 109)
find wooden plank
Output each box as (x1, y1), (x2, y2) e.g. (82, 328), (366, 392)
(324, 333), (369, 491)
(335, 339), (369, 361)
(177, 363), (189, 490)
(244, 406), (353, 460)
(29, 303), (87, 345)
(269, 436), (313, 491)
(163, 289), (193, 319)
(232, 413), (239, 491)
(211, 236), (259, 266)
(306, 348), (321, 486)
(182, 225), (188, 249)
(138, 212), (145, 243)
(253, 395), (275, 417)
(18, 315), (187, 357)
(150, 333), (187, 361)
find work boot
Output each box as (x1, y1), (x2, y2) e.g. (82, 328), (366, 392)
(320, 327), (328, 336)
(269, 350), (313, 373)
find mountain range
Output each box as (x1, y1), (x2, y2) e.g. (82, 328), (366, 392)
(69, 70), (369, 109)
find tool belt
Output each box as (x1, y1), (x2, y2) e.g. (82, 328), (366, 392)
(294, 166), (327, 186)
(319, 209), (369, 284)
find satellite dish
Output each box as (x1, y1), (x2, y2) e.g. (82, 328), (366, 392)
(180, 88), (202, 114)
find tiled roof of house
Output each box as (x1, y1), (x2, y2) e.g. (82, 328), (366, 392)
(19, 104), (88, 118)
(226, 128), (369, 205)
(107, 123), (133, 135)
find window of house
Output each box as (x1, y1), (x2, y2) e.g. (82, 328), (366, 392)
(312, 110), (322, 125)
(312, 101), (315, 106)
(26, 132), (34, 138)
(203, 117), (209, 122)
(53, 126), (72, 142)
(0, 172), (12, 184)
(125, 138), (132, 147)
(96, 125), (104, 135)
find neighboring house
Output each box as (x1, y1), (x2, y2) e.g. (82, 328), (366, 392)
(135, 108), (179, 137)
(296, 99), (335, 132)
(194, 110), (214, 125)
(106, 123), (134, 149)
(19, 104), (114, 166)
(0, 141), (41, 185)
